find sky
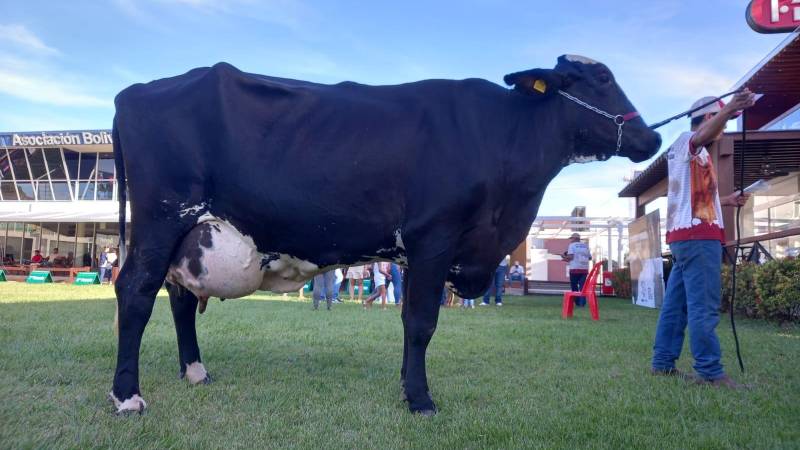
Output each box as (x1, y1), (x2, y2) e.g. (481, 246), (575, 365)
(0, 1), (787, 217)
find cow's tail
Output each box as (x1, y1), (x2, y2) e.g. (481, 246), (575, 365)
(112, 116), (125, 335)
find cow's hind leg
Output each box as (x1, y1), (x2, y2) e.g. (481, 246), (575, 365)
(400, 269), (411, 402)
(166, 282), (212, 385)
(400, 253), (450, 416)
(110, 241), (178, 414)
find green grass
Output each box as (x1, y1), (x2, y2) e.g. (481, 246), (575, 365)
(0, 282), (798, 449)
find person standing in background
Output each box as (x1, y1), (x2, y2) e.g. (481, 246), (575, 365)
(562, 233), (592, 307)
(481, 256), (508, 306)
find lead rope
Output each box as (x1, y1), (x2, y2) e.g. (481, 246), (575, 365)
(730, 110), (746, 373)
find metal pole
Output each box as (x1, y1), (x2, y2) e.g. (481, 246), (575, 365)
(617, 222), (624, 269)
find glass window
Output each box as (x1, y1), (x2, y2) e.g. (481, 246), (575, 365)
(27, 149), (48, 179)
(63, 150), (79, 180)
(52, 181), (72, 201)
(96, 222), (120, 251)
(17, 182), (35, 200)
(79, 153), (97, 179)
(56, 222), (77, 267)
(23, 223), (41, 262)
(40, 223), (59, 255)
(78, 181), (95, 200)
(76, 222), (95, 268)
(36, 181), (54, 201)
(5, 222), (23, 263)
(96, 181), (114, 200)
(0, 222), (6, 264)
(766, 105), (800, 131)
(44, 149), (66, 179)
(0, 149), (13, 180)
(97, 153), (115, 180)
(8, 149), (30, 181)
(1, 182), (18, 200)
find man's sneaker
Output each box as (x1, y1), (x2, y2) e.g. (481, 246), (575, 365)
(694, 374), (751, 390)
(496, 302), (503, 307)
(479, 302), (490, 306)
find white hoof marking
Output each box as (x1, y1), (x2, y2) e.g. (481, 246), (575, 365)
(185, 361), (208, 385)
(109, 391), (147, 414)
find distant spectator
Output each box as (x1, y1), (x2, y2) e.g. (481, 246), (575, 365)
(66, 251), (75, 268)
(345, 265), (368, 302)
(312, 270), (337, 310)
(562, 233), (592, 307)
(31, 250), (43, 264)
(389, 263), (403, 306)
(49, 248), (65, 267)
(332, 268), (344, 303)
(100, 247), (117, 284)
(509, 260), (524, 281)
(481, 257), (508, 306)
(364, 262), (391, 309)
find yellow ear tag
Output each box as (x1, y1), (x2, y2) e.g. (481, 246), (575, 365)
(533, 79), (547, 93)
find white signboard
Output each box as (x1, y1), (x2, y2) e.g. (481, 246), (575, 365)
(628, 211), (665, 308)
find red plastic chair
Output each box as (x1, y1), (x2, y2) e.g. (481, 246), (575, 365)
(562, 261), (603, 320)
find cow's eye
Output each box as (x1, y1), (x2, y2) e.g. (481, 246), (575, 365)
(597, 72), (611, 84)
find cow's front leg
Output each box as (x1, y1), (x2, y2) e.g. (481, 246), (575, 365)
(110, 244), (175, 414)
(401, 256), (449, 416)
(166, 282), (212, 385)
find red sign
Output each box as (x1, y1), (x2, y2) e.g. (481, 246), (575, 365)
(747, 0), (800, 33)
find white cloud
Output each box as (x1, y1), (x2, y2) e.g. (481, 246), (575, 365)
(0, 24), (59, 55)
(0, 56), (111, 108)
(0, 69), (111, 108)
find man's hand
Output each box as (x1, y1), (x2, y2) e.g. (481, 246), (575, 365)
(723, 88), (757, 115)
(721, 191), (750, 207)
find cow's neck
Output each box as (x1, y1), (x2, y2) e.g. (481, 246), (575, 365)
(503, 94), (573, 197)
(491, 95), (575, 252)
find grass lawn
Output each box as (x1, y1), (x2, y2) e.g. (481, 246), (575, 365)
(0, 282), (798, 449)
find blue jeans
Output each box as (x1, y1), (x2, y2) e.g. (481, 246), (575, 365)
(652, 240), (724, 380)
(482, 265), (507, 304)
(390, 264), (403, 304)
(313, 271), (336, 309)
(569, 272), (588, 306)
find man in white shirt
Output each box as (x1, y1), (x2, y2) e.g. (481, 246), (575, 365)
(562, 233), (592, 306)
(651, 90), (754, 388)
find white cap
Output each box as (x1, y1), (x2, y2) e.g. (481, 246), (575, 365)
(690, 96), (740, 119)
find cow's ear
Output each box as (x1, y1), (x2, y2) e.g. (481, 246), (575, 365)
(503, 69), (566, 98)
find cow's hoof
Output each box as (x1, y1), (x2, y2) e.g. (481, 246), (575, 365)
(414, 408), (437, 417)
(185, 362), (212, 385)
(406, 390), (436, 416)
(109, 392), (147, 415)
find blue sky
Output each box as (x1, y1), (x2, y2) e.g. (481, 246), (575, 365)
(0, 1), (786, 216)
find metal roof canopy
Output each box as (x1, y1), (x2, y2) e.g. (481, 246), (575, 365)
(732, 31), (800, 131)
(620, 32), (800, 199)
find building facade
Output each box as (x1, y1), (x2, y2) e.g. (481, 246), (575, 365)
(0, 130), (127, 267)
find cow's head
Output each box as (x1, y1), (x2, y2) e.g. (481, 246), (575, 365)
(504, 55), (661, 163)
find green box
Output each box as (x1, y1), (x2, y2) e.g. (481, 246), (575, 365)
(74, 272), (101, 285)
(0, 270), (6, 282)
(26, 270), (53, 283)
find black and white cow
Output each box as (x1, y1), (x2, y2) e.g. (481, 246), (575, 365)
(109, 55), (661, 415)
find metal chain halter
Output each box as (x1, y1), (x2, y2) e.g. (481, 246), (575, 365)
(557, 89), (639, 154)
